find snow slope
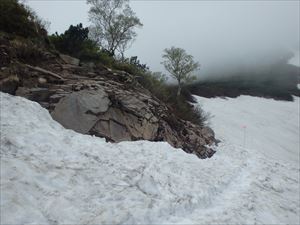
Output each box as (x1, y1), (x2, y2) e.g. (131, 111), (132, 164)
(195, 95), (300, 165)
(1, 92), (299, 224)
(288, 50), (300, 67)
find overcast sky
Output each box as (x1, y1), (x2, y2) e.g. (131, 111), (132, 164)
(27, 0), (299, 77)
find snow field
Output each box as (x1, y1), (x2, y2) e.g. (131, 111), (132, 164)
(1, 92), (299, 224)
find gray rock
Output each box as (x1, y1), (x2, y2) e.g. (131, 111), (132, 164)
(141, 119), (159, 140)
(51, 89), (110, 133)
(38, 77), (47, 84)
(91, 119), (132, 142)
(16, 87), (55, 102)
(59, 54), (80, 66)
(0, 75), (19, 95)
(49, 94), (67, 103)
(109, 121), (131, 141)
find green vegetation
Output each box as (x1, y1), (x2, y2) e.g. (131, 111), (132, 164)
(162, 47), (199, 96)
(134, 70), (207, 125)
(163, 86), (210, 126)
(87, 0), (143, 57)
(0, 0), (48, 39)
(49, 23), (109, 62)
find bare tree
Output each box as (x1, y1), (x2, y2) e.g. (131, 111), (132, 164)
(116, 37), (133, 61)
(162, 47), (200, 96)
(87, 0), (142, 56)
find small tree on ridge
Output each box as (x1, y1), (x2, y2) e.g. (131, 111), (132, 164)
(162, 47), (200, 97)
(87, 0), (142, 56)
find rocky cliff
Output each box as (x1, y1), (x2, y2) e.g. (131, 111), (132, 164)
(0, 34), (216, 158)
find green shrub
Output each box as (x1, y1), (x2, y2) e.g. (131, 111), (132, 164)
(164, 87), (209, 126)
(49, 24), (88, 58)
(0, 0), (48, 38)
(11, 38), (44, 63)
(137, 71), (170, 100)
(49, 23), (113, 64)
(113, 61), (138, 74)
(112, 56), (148, 75)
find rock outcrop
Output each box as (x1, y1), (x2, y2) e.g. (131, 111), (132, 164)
(0, 34), (216, 158)
(59, 54), (80, 66)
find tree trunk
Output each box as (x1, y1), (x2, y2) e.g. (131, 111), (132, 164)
(108, 46), (115, 56)
(120, 52), (125, 62)
(177, 84), (182, 97)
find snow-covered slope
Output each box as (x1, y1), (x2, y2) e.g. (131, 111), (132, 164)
(1, 92), (299, 224)
(288, 50), (300, 67)
(195, 95), (300, 164)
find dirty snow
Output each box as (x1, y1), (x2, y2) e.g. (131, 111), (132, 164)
(1, 92), (299, 224)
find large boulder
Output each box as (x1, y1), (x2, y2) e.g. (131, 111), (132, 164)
(51, 89), (110, 133)
(48, 81), (216, 158)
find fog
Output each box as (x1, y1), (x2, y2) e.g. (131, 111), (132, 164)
(27, 0), (299, 79)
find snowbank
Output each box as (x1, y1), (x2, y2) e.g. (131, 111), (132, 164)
(288, 50), (300, 67)
(1, 92), (299, 224)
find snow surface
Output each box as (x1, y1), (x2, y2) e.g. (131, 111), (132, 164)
(288, 50), (300, 67)
(1, 92), (299, 224)
(195, 95), (300, 165)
